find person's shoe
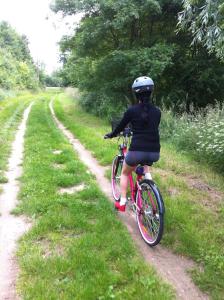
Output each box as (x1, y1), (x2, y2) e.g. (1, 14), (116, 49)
(114, 201), (126, 212)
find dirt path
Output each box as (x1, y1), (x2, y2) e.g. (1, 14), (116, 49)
(0, 104), (33, 300)
(50, 100), (209, 300)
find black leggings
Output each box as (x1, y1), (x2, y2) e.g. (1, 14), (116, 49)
(125, 151), (160, 167)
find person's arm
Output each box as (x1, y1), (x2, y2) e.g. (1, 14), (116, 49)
(112, 109), (132, 137)
(104, 109), (132, 139)
(158, 110), (161, 125)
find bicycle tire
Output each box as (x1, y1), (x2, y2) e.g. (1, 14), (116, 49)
(111, 155), (123, 201)
(136, 179), (165, 246)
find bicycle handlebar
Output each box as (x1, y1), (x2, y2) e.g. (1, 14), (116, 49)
(104, 129), (132, 140)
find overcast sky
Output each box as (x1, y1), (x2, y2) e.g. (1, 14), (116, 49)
(0, 0), (82, 74)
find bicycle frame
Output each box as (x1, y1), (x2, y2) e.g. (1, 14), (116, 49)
(118, 136), (143, 209)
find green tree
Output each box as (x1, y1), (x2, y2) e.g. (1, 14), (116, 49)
(44, 69), (65, 87)
(178, 0), (224, 60)
(0, 21), (39, 90)
(52, 0), (224, 115)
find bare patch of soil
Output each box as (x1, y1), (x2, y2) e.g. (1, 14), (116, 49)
(186, 177), (223, 211)
(38, 231), (84, 259)
(64, 232), (84, 239)
(58, 183), (85, 195)
(154, 167), (172, 178)
(187, 176), (222, 196)
(52, 163), (65, 169)
(50, 100), (209, 300)
(53, 150), (62, 155)
(88, 219), (97, 225)
(168, 187), (180, 197)
(187, 178), (224, 212)
(189, 180), (212, 191)
(0, 104), (33, 300)
(39, 240), (65, 259)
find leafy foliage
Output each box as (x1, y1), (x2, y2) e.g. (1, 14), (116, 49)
(178, 0), (224, 60)
(75, 44), (174, 117)
(38, 64), (65, 87)
(0, 21), (38, 91)
(158, 45), (224, 111)
(44, 70), (65, 87)
(52, 0), (224, 115)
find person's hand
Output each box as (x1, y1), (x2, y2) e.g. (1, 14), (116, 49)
(104, 132), (113, 139)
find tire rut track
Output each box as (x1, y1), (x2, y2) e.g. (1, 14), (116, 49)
(50, 100), (209, 300)
(0, 103), (33, 300)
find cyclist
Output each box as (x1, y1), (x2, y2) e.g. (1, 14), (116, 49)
(105, 76), (161, 212)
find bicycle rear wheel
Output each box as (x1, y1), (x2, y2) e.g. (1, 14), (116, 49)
(136, 179), (164, 246)
(111, 155), (123, 201)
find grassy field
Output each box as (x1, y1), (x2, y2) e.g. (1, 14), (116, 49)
(0, 93), (32, 185)
(16, 94), (174, 299)
(53, 93), (224, 299)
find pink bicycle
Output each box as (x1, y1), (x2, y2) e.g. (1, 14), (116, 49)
(110, 125), (165, 246)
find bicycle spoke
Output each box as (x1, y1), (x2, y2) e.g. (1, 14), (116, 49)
(111, 156), (123, 201)
(136, 180), (164, 246)
(151, 218), (159, 234)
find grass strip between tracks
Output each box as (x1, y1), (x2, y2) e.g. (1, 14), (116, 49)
(16, 95), (174, 299)
(53, 93), (224, 299)
(0, 93), (33, 186)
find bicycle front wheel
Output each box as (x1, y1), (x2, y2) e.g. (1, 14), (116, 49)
(136, 179), (164, 246)
(111, 155), (123, 201)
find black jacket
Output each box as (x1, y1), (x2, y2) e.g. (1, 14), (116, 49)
(111, 102), (161, 152)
